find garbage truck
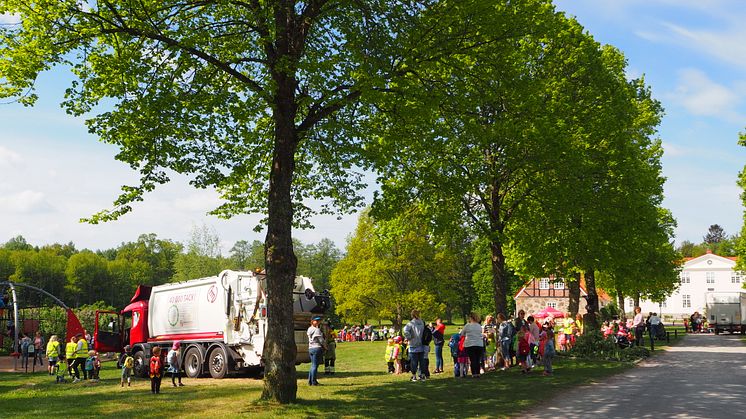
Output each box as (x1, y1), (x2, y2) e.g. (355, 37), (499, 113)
(94, 270), (330, 378)
(705, 292), (746, 335)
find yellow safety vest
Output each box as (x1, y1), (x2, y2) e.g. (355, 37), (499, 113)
(46, 341), (60, 358)
(65, 341), (77, 360)
(385, 344), (394, 361)
(76, 339), (89, 358)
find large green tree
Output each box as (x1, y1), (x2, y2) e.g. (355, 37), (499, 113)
(331, 210), (453, 330)
(0, 0), (430, 402)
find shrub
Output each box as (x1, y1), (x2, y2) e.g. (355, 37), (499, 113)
(568, 330), (650, 362)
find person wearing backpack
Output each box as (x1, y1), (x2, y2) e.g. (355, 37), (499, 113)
(403, 310), (426, 381)
(448, 331), (462, 377)
(497, 313), (513, 370)
(167, 341), (184, 387)
(121, 345), (135, 387)
(149, 346), (164, 394)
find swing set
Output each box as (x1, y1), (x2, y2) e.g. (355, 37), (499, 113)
(0, 281), (84, 372)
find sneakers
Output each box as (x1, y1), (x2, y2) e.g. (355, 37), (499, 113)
(178, 383), (185, 387)
(419, 376), (427, 381)
(72, 378), (80, 383)
(410, 376), (418, 382)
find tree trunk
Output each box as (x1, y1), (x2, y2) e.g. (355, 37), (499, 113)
(633, 292), (640, 309)
(261, 52), (299, 402)
(567, 272), (581, 317)
(582, 269), (599, 332)
(489, 241), (508, 316)
(617, 291), (626, 321)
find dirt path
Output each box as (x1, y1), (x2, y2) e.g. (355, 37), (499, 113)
(524, 333), (746, 418)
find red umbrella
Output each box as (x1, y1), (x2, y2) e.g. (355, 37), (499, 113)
(534, 306), (565, 319)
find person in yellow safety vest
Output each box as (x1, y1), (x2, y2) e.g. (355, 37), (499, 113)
(385, 338), (396, 373)
(75, 333), (89, 381)
(66, 336), (78, 380)
(562, 318), (575, 351)
(46, 335), (61, 375)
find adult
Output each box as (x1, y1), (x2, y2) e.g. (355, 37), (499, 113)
(167, 341), (184, 387)
(497, 313), (513, 370)
(527, 315), (540, 367)
(33, 331), (45, 368)
(307, 315), (325, 386)
(574, 314), (584, 336)
(649, 312), (661, 344)
(514, 310), (526, 334)
(46, 335), (60, 375)
(632, 306), (645, 347)
(433, 318), (446, 374)
(20, 333), (32, 370)
(461, 312), (484, 378)
(403, 309), (426, 381)
(75, 332), (89, 380)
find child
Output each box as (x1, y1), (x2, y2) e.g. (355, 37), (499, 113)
(55, 358), (67, 383)
(85, 350), (97, 382)
(456, 335), (469, 378)
(385, 338), (396, 373)
(93, 350), (101, 380)
(543, 329), (556, 376)
(484, 332), (497, 371)
(166, 341), (183, 387)
(121, 346), (135, 387)
(400, 339), (410, 374)
(517, 329), (530, 373)
(149, 346), (163, 394)
(448, 332), (461, 377)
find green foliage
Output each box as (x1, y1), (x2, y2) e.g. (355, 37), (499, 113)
(568, 331), (650, 362)
(229, 240), (265, 271)
(65, 251), (110, 306)
(331, 210), (459, 328)
(3, 235), (33, 251)
(74, 301), (117, 335)
(600, 302), (619, 322)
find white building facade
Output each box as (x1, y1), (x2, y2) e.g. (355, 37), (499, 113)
(637, 251), (743, 320)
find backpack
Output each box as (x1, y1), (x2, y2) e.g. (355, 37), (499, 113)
(21, 339), (30, 354)
(149, 356), (162, 377)
(124, 356), (134, 369)
(421, 326), (433, 346)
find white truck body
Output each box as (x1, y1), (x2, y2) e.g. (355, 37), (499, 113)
(705, 292), (746, 334)
(147, 270), (328, 373)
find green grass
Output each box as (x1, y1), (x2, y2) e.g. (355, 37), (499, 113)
(1, 338), (632, 419)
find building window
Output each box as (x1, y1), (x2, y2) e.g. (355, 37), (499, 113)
(683, 295), (691, 308)
(553, 280), (565, 290)
(706, 272), (715, 284)
(661, 301), (666, 308)
(547, 301), (557, 309)
(539, 278), (550, 289)
(732, 271), (743, 284)
(680, 271), (690, 284)
(627, 298), (634, 307)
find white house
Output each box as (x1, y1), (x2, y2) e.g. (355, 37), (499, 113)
(637, 250), (742, 320)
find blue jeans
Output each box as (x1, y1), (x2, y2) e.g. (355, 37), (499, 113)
(434, 344), (444, 371)
(308, 347), (322, 384)
(409, 351), (425, 377)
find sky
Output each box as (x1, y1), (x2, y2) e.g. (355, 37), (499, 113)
(1, 1), (745, 254)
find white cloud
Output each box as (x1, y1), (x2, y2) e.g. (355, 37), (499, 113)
(0, 13), (20, 25)
(0, 190), (54, 213)
(666, 68), (744, 123)
(0, 146), (22, 167)
(661, 22), (746, 70)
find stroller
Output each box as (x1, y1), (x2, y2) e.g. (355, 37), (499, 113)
(614, 328), (632, 349)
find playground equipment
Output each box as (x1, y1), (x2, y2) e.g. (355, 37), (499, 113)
(0, 281), (84, 371)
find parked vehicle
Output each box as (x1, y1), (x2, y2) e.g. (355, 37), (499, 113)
(705, 292), (746, 335)
(94, 270), (330, 378)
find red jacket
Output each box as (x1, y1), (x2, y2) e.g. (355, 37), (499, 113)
(149, 355), (162, 377)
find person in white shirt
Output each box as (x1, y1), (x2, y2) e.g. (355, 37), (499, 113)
(632, 307), (645, 347)
(460, 312), (484, 378)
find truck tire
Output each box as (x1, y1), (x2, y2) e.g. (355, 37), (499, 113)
(184, 347), (203, 378)
(133, 350), (148, 378)
(208, 345), (228, 379)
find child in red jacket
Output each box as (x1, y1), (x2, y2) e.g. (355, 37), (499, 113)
(517, 329), (531, 373)
(149, 346), (163, 394)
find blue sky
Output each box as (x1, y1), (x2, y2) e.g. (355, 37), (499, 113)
(1, 1), (745, 253)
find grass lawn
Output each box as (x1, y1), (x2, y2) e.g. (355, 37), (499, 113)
(1, 335), (635, 419)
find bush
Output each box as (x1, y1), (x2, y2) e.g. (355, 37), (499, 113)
(567, 330), (650, 362)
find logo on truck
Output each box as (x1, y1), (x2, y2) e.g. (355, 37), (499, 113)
(168, 305), (179, 326)
(207, 285), (218, 303)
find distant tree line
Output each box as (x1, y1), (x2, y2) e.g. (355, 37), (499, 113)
(0, 228), (341, 310)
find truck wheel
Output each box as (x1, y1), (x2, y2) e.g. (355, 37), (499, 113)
(133, 350), (148, 378)
(208, 346), (228, 379)
(184, 347), (203, 378)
